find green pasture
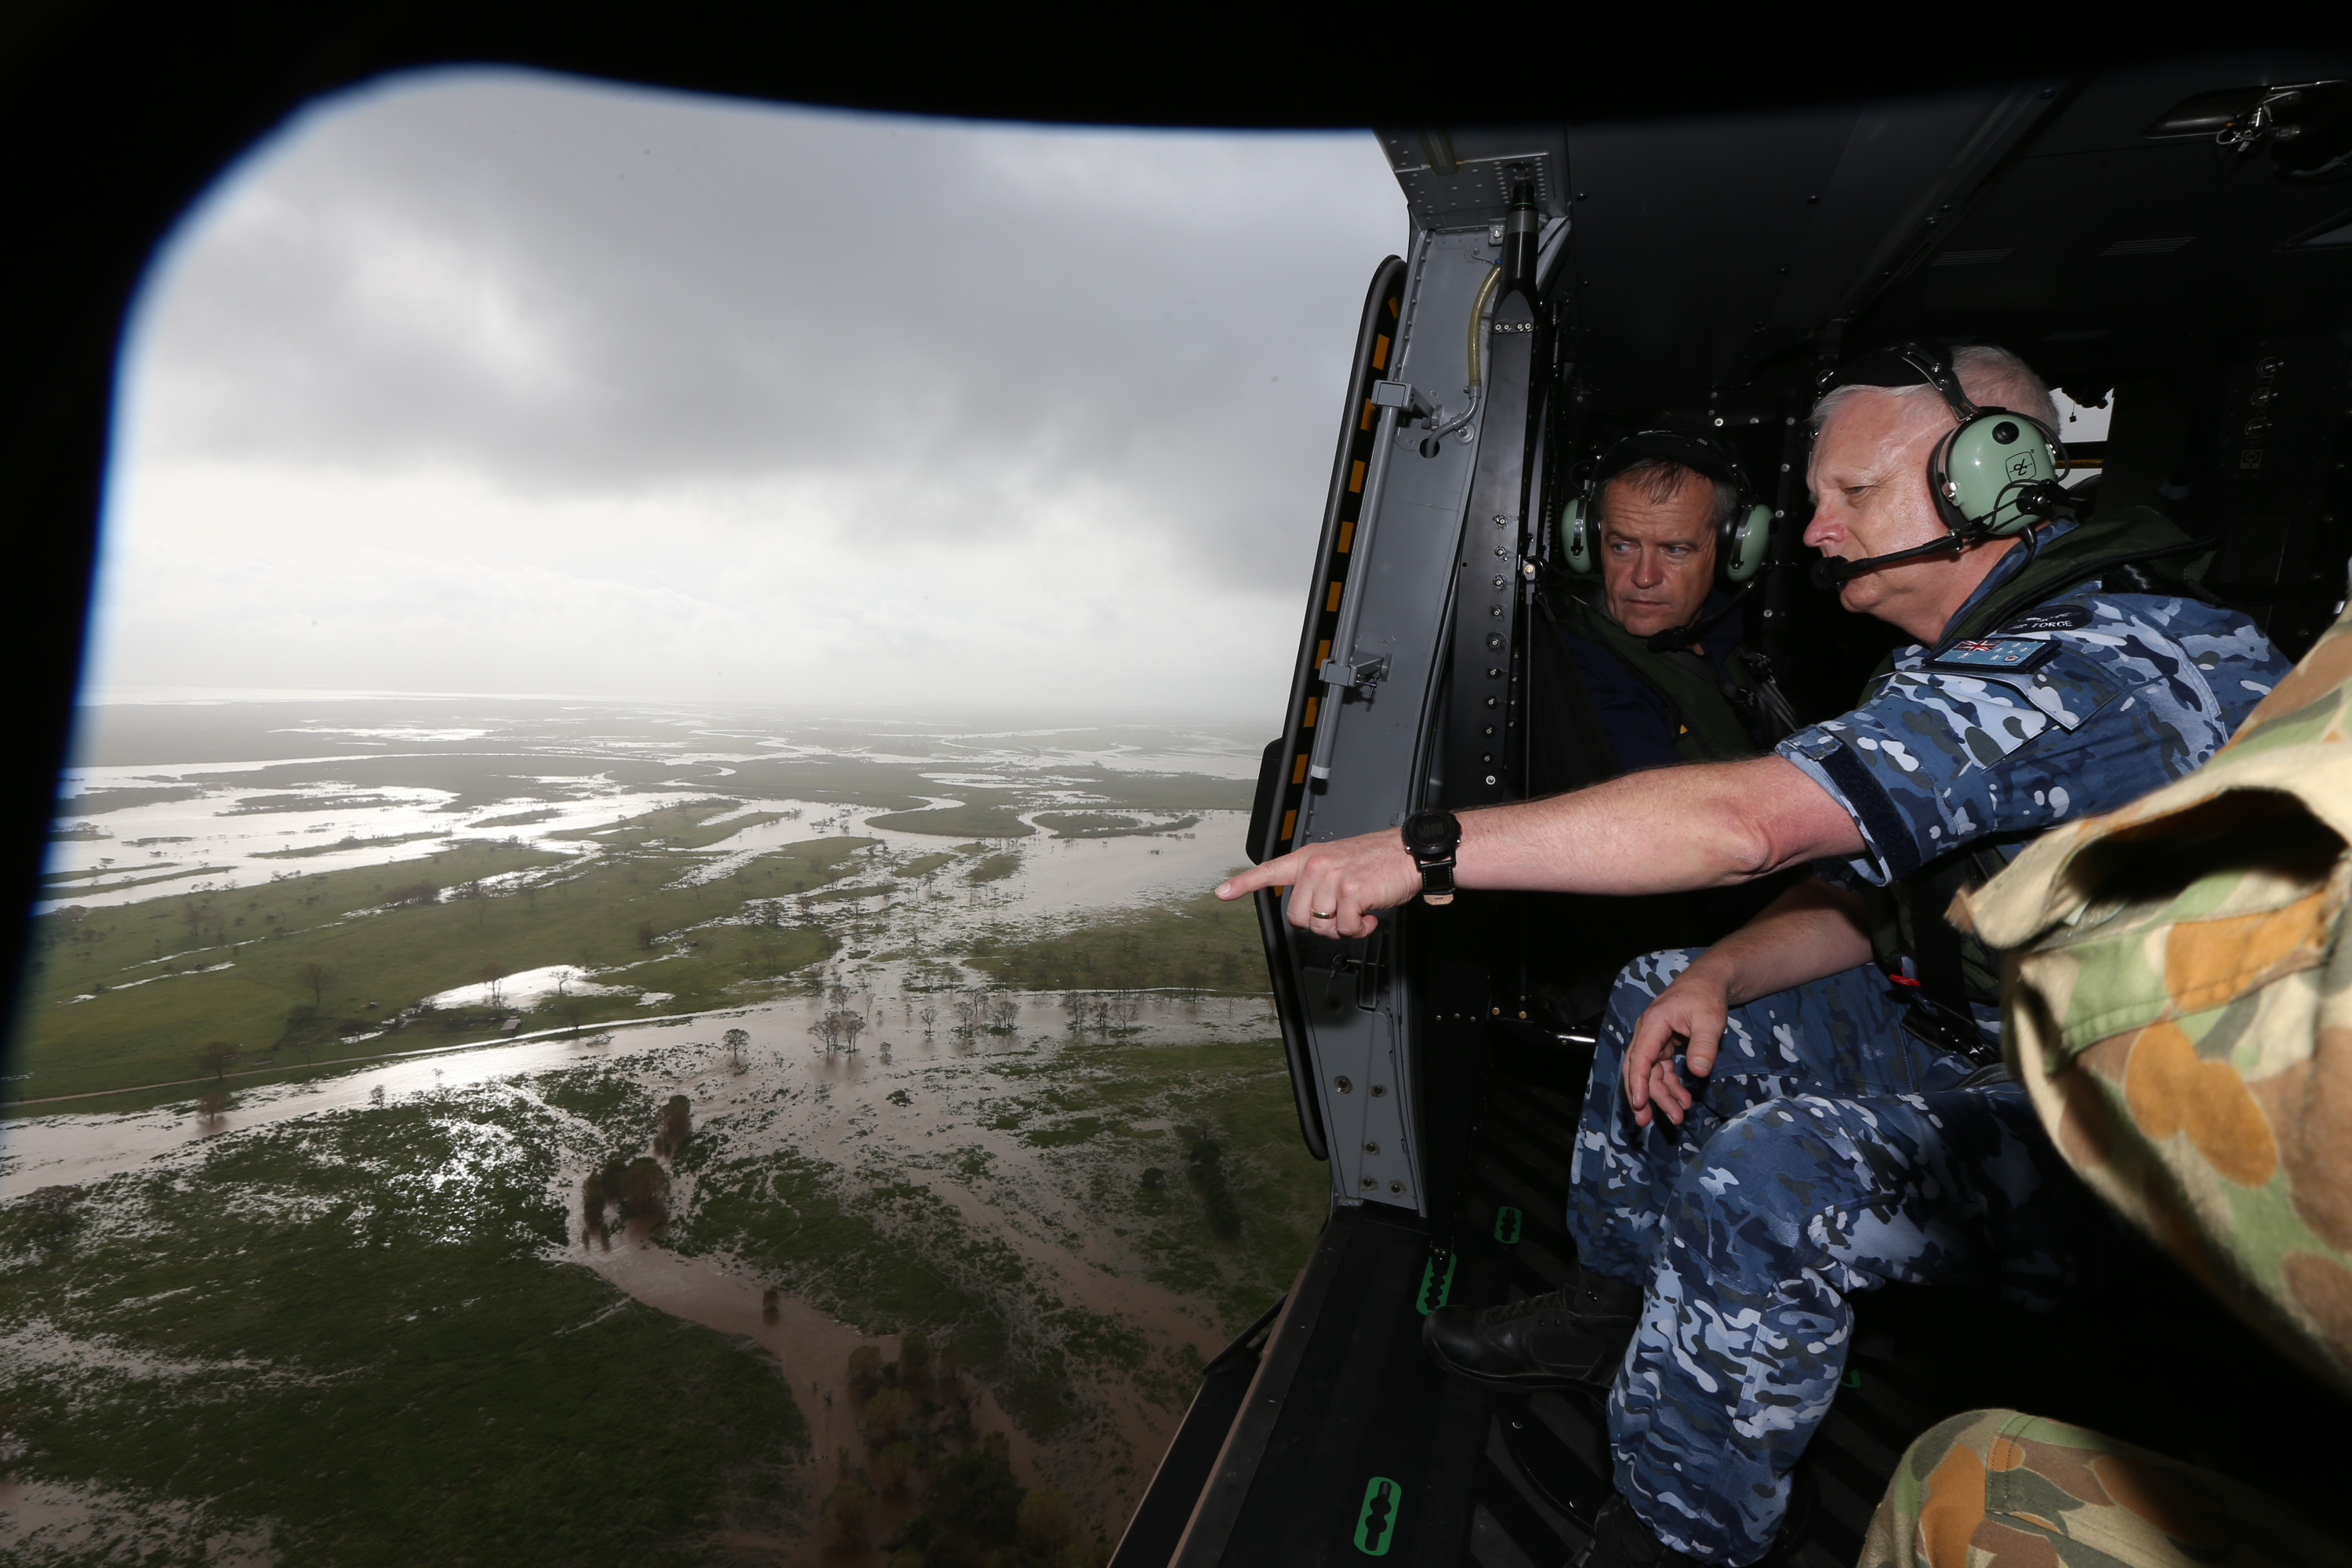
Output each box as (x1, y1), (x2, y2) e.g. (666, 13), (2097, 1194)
(868, 801), (1038, 838)
(1033, 812), (1203, 840)
(12, 807), (877, 1100)
(960, 885), (1265, 994)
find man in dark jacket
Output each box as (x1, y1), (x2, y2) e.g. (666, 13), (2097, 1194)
(1544, 424), (1795, 785)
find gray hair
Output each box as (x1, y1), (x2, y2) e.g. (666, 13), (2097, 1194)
(1595, 458), (1736, 534)
(1809, 343), (2060, 438)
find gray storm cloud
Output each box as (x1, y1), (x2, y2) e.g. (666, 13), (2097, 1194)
(95, 71), (1406, 713)
(130, 71), (1404, 564)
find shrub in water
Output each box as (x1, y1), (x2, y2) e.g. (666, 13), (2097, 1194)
(616, 1156), (669, 1220)
(819, 1480), (873, 1548)
(872, 1438), (917, 1493)
(865, 1387), (916, 1443)
(1018, 1487), (1077, 1555)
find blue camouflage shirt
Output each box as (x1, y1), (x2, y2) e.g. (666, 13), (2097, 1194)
(1776, 528), (2290, 898)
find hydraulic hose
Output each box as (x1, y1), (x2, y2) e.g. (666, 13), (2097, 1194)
(1426, 260), (1501, 441)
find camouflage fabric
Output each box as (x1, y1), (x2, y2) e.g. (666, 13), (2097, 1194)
(1777, 521), (2288, 1048)
(1960, 605), (2352, 1394)
(1566, 951), (2125, 1566)
(1859, 1408), (2352, 1568)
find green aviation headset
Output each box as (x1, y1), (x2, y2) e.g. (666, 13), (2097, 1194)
(1809, 342), (2067, 588)
(1559, 420), (1772, 586)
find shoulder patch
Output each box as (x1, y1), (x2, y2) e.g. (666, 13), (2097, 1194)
(2000, 604), (2091, 633)
(1923, 637), (2063, 675)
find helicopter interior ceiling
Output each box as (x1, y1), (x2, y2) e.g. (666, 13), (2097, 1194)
(1417, 55), (2352, 412)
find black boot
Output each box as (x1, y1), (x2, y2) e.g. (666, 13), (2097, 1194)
(1575, 1497), (1704, 1568)
(1420, 1266), (1641, 1392)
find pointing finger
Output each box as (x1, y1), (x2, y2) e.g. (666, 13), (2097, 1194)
(1216, 860), (1287, 902)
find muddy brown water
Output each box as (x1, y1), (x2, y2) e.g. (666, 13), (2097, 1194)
(576, 1230), (1062, 1566)
(0, 991), (1263, 1559)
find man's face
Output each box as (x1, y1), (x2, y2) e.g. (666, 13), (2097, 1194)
(1802, 390), (1981, 634)
(1598, 471), (1718, 639)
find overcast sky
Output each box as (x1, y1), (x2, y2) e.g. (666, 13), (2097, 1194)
(91, 69), (1406, 720)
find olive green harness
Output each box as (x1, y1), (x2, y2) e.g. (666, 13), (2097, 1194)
(1870, 506), (2218, 1051)
(1548, 590), (1785, 765)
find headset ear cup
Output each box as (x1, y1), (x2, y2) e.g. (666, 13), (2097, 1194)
(1563, 496), (1595, 574)
(1724, 503), (1772, 585)
(1943, 412), (2061, 535)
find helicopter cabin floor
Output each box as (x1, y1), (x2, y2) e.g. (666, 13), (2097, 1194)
(1120, 1037), (2352, 1568)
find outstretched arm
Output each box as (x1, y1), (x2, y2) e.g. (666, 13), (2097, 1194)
(1214, 753), (1864, 937)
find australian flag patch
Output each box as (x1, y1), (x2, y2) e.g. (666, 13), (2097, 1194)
(1924, 637), (2063, 674)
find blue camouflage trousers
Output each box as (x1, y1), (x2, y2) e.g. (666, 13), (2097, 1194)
(1564, 949), (2124, 1566)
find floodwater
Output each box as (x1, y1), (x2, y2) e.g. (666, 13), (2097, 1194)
(8, 699), (1284, 1559)
(41, 701), (1263, 913)
(0, 995), (1250, 1559)
(575, 1232), (1047, 1567)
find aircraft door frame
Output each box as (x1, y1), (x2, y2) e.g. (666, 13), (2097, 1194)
(1255, 226), (1514, 1214)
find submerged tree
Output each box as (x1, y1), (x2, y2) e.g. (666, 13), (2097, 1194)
(898, 1432), (1023, 1562)
(818, 1481), (873, 1549)
(900, 1329), (934, 1384)
(580, 1171), (609, 1240)
(864, 1387), (916, 1444)
(722, 1027), (750, 1072)
(655, 1095), (692, 1156)
(870, 1439), (917, 1494)
(1018, 1488), (1079, 1556)
(918, 1004), (938, 1036)
(848, 1344), (883, 1393)
(616, 1156), (670, 1221)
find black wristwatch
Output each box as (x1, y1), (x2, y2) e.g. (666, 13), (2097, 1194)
(1401, 808), (1462, 906)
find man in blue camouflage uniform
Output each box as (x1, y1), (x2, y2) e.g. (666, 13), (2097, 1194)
(1218, 343), (2290, 1568)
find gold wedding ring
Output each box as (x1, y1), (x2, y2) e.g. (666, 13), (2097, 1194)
(1311, 909), (1337, 920)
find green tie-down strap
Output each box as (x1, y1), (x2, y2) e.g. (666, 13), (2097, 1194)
(1962, 604), (2352, 1396)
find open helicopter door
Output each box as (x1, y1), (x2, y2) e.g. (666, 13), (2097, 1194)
(1249, 132), (1569, 1229)
(1116, 132), (1573, 1568)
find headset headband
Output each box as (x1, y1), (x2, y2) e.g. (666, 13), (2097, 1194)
(1588, 420), (1741, 499)
(1818, 342), (1981, 426)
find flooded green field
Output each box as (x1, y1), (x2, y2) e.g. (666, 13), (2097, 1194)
(2, 701), (1321, 1566)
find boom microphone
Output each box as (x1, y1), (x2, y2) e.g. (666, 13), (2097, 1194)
(1809, 534), (1967, 591)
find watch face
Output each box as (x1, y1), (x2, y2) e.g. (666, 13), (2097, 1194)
(1405, 811), (1457, 849)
